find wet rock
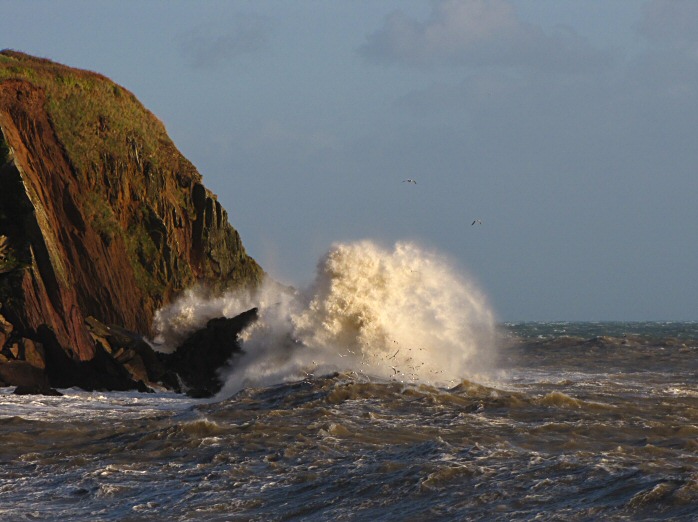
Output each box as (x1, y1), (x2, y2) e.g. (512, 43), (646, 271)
(122, 351), (150, 385)
(85, 316), (169, 388)
(13, 384), (62, 396)
(162, 307), (258, 397)
(39, 325), (144, 392)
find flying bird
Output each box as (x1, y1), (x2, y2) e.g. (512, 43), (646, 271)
(471, 219), (483, 226)
(402, 179), (417, 184)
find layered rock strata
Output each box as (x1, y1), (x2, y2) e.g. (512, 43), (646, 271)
(0, 51), (263, 392)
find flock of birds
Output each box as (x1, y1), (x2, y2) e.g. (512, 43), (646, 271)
(402, 179), (483, 227)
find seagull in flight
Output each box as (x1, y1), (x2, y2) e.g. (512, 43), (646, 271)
(471, 219), (483, 226)
(402, 179), (417, 184)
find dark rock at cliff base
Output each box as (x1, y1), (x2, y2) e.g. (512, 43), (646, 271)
(0, 50), (264, 391)
(13, 384), (62, 396)
(85, 316), (171, 386)
(37, 325), (151, 392)
(0, 359), (49, 389)
(161, 307), (259, 398)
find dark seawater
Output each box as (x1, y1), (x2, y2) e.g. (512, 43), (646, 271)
(1, 322), (696, 521)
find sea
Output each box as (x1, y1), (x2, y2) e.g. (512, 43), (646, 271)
(0, 241), (696, 521)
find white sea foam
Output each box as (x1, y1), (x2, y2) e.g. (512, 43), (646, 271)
(152, 240), (497, 395)
(0, 387), (193, 422)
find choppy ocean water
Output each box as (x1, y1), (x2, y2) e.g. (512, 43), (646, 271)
(1, 321), (696, 521)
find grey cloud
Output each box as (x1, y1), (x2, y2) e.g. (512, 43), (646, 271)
(178, 14), (270, 69)
(359, 0), (611, 73)
(638, 0), (698, 46)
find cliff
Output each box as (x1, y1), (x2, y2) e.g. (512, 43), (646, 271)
(0, 50), (263, 391)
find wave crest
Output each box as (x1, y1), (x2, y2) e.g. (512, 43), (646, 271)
(152, 240), (497, 395)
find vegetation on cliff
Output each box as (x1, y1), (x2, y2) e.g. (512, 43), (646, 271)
(0, 50), (167, 177)
(0, 50), (264, 392)
(0, 49), (263, 301)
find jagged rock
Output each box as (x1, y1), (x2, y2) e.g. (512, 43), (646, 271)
(21, 338), (45, 369)
(162, 308), (258, 397)
(36, 324), (146, 392)
(85, 316), (171, 387)
(91, 334), (113, 354)
(0, 313), (12, 348)
(122, 354), (150, 385)
(0, 51), (264, 392)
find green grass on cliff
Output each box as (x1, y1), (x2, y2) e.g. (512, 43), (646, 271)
(0, 50), (176, 177)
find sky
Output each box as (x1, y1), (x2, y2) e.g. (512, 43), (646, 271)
(1, 0), (697, 321)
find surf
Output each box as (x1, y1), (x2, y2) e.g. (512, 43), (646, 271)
(152, 240), (498, 395)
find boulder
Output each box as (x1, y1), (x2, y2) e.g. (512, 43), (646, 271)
(0, 359), (49, 389)
(13, 384), (62, 396)
(39, 325), (149, 392)
(162, 307), (258, 397)
(85, 316), (171, 388)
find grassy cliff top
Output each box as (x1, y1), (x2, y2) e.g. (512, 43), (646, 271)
(0, 49), (198, 182)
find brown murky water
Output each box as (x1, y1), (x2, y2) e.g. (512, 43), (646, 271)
(0, 322), (696, 521)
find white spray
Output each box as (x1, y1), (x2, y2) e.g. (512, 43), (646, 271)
(152, 240), (497, 396)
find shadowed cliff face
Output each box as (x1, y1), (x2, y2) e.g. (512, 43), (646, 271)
(0, 51), (263, 380)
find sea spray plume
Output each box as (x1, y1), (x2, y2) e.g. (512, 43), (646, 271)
(152, 240), (497, 394)
(291, 241), (497, 384)
(150, 288), (246, 352)
(214, 240), (497, 396)
(150, 281), (292, 353)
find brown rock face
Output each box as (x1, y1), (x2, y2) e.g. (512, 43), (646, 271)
(0, 80), (102, 360)
(0, 51), (264, 389)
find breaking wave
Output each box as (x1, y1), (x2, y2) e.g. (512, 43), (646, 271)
(152, 240), (497, 395)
